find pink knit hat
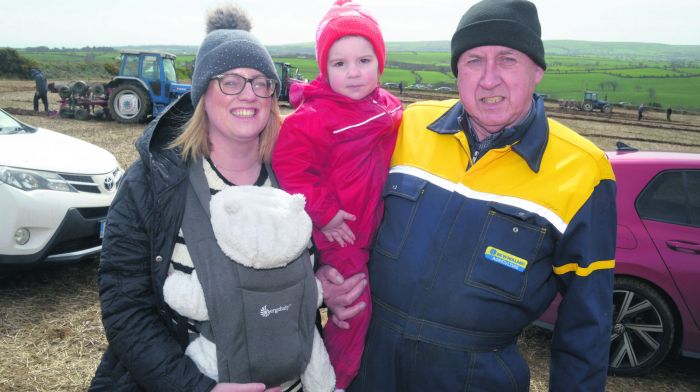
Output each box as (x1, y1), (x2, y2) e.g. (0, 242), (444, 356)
(315, 0), (386, 79)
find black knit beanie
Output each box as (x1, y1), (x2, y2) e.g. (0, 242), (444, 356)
(450, 0), (546, 76)
(191, 4), (280, 108)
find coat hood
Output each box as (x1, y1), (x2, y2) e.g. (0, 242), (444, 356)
(135, 93), (193, 193)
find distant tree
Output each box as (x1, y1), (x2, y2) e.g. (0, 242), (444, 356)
(0, 48), (38, 78)
(26, 46), (50, 52)
(103, 62), (119, 76)
(647, 88), (657, 102)
(599, 80), (619, 91)
(608, 80), (618, 92)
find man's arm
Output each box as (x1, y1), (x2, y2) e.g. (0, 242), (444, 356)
(549, 175), (617, 391)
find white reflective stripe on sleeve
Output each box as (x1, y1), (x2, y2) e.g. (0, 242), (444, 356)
(390, 165), (567, 234)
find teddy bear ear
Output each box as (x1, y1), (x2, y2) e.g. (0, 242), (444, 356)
(290, 193), (306, 211)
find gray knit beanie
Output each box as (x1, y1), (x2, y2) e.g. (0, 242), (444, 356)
(191, 4), (280, 108)
(451, 0), (546, 76)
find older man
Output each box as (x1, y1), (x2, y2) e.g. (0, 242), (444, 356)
(318, 0), (617, 391)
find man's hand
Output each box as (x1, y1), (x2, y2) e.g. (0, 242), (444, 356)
(320, 210), (356, 247)
(211, 383), (282, 392)
(316, 265), (367, 329)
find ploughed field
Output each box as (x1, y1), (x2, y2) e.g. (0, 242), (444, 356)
(1, 80), (698, 391)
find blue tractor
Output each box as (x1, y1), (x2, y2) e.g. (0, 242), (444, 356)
(582, 91), (613, 114)
(106, 50), (191, 123)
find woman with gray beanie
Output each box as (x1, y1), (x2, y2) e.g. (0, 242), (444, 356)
(90, 4), (334, 392)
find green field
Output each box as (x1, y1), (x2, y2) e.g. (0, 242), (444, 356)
(380, 68), (415, 84)
(15, 43), (700, 110)
(388, 52), (450, 66)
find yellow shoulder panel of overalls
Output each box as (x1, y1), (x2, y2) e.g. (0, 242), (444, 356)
(391, 101), (615, 229)
(391, 99), (470, 185)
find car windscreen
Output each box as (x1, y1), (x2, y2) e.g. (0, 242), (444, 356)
(0, 111), (35, 135)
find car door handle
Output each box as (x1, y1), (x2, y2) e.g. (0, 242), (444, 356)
(666, 240), (700, 254)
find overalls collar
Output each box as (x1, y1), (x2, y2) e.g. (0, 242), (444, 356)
(427, 95), (549, 173)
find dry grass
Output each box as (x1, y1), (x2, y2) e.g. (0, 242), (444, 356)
(1, 80), (699, 391)
(0, 262), (105, 392)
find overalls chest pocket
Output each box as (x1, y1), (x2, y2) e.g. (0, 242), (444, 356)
(375, 174), (427, 259)
(465, 203), (547, 302)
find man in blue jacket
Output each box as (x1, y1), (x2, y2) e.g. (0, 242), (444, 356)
(324, 0), (617, 391)
(30, 68), (49, 113)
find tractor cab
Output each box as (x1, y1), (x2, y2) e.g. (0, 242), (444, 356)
(584, 91), (599, 102)
(274, 62), (303, 102)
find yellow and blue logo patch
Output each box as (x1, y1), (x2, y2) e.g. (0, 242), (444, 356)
(484, 246), (528, 272)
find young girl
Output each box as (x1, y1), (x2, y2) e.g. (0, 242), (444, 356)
(272, 1), (403, 390)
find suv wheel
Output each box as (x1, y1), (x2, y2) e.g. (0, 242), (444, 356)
(609, 277), (675, 376)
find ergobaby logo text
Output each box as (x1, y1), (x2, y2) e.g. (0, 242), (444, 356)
(260, 304), (292, 318)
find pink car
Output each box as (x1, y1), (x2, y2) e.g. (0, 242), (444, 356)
(537, 144), (700, 376)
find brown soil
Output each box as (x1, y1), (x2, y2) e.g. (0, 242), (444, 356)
(1, 80), (698, 391)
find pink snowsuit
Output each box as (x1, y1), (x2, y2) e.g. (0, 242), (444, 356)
(272, 77), (402, 388)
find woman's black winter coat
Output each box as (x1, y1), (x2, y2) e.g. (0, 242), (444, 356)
(90, 95), (217, 392)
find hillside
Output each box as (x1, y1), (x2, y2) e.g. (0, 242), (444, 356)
(267, 40), (700, 61)
(11, 40), (700, 110)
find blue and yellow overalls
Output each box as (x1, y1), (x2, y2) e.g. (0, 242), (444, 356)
(349, 96), (616, 392)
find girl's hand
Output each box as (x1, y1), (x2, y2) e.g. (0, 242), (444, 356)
(211, 383), (282, 392)
(320, 210), (356, 247)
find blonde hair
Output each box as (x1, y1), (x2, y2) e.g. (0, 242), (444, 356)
(170, 95), (282, 164)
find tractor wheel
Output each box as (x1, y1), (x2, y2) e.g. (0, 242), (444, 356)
(58, 85), (72, 99)
(89, 83), (106, 96)
(93, 107), (105, 120)
(71, 81), (88, 97)
(602, 105), (612, 114)
(582, 102), (594, 111)
(108, 83), (151, 123)
(58, 107), (73, 119)
(74, 107), (90, 121)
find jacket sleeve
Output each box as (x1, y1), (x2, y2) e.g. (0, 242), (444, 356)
(97, 163), (216, 392)
(272, 114), (340, 228)
(549, 175), (617, 391)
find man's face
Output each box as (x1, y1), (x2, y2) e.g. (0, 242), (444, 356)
(456, 46), (544, 139)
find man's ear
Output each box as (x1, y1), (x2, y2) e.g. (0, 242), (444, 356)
(534, 66), (545, 84)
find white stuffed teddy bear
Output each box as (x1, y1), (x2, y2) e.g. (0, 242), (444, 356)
(163, 185), (335, 391)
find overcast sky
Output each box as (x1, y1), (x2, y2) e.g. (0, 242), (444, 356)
(3, 0), (698, 48)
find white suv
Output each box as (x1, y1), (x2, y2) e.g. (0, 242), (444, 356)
(0, 108), (123, 266)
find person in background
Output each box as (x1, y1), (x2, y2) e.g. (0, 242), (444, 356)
(90, 4), (335, 392)
(666, 106), (672, 121)
(30, 68), (48, 113)
(638, 103), (645, 120)
(272, 1), (402, 390)
(324, 0), (617, 391)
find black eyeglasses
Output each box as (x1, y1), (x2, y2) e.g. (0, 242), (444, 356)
(211, 73), (277, 98)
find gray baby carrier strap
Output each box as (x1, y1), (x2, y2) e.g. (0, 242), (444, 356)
(181, 159), (317, 385)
